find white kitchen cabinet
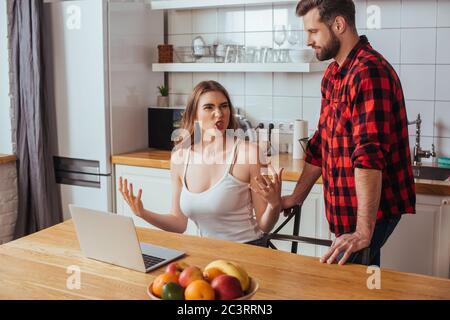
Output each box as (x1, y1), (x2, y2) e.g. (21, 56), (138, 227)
(114, 165), (199, 236)
(277, 182), (450, 277)
(382, 195), (450, 278)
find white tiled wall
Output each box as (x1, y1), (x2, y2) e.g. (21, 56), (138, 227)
(109, 1), (163, 154)
(166, 0), (450, 159)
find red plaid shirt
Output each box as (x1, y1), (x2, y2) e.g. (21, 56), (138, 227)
(305, 36), (416, 236)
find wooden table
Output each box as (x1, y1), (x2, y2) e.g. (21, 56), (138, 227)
(1, 220), (449, 300)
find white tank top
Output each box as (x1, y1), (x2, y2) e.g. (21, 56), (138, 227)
(179, 140), (263, 243)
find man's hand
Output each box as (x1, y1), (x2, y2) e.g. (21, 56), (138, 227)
(280, 162), (322, 215)
(281, 195), (301, 217)
(320, 168), (380, 265)
(320, 231), (371, 265)
(281, 195), (299, 210)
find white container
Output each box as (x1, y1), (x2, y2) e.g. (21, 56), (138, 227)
(293, 119), (308, 159)
(290, 48), (315, 63)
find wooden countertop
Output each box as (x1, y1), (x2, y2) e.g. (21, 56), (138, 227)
(112, 149), (450, 196)
(0, 154), (16, 165)
(1, 220), (449, 300)
(111, 149), (317, 182)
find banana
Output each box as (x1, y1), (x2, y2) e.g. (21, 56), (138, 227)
(205, 260), (250, 291)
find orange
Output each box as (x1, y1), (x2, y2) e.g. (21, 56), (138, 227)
(152, 273), (179, 298)
(203, 267), (225, 282)
(184, 280), (215, 300)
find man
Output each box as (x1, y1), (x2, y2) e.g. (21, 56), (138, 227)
(282, 0), (415, 266)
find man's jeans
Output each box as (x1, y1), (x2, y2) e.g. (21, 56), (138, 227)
(336, 216), (401, 266)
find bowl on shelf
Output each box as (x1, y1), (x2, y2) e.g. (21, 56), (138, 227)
(290, 48), (315, 63)
(147, 277), (259, 300)
(174, 46), (196, 63)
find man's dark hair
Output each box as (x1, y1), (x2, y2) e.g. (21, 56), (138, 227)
(296, 0), (356, 29)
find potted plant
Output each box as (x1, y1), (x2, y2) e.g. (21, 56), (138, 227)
(157, 85), (169, 107)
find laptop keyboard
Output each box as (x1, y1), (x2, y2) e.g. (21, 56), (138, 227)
(142, 254), (165, 269)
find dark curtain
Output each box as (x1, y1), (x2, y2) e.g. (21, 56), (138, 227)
(9, 0), (62, 238)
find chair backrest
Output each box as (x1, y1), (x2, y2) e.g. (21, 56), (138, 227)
(265, 204), (370, 265)
(266, 204), (332, 254)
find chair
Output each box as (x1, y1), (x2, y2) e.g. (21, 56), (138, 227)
(265, 204), (370, 265)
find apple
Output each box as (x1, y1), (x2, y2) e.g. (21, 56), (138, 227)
(178, 266), (203, 288)
(165, 261), (189, 276)
(211, 274), (244, 300)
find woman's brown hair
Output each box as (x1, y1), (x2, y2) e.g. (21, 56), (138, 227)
(175, 80), (238, 146)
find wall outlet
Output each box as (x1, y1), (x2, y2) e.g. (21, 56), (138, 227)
(275, 121), (293, 134)
(258, 120), (271, 130)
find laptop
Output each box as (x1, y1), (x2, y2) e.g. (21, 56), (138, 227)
(69, 204), (185, 273)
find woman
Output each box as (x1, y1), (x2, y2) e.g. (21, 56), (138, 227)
(119, 80), (283, 246)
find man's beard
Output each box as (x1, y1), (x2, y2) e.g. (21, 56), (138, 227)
(316, 29), (340, 61)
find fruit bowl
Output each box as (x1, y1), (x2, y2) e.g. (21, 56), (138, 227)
(234, 277), (259, 300)
(147, 277), (259, 300)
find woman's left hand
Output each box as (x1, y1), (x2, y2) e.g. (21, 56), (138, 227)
(250, 164), (284, 209)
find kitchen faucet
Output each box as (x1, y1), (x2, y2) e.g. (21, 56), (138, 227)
(252, 122), (274, 156)
(408, 114), (436, 166)
(267, 123), (275, 156)
(235, 113), (257, 142)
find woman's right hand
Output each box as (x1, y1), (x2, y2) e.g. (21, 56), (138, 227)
(250, 164), (284, 210)
(119, 176), (144, 218)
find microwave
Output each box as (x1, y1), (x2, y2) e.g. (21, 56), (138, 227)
(148, 107), (184, 150)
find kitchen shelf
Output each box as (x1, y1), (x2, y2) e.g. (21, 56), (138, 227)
(111, 63), (151, 72)
(150, 0), (297, 10)
(148, 105), (185, 109)
(110, 2), (150, 12)
(152, 62), (329, 73)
